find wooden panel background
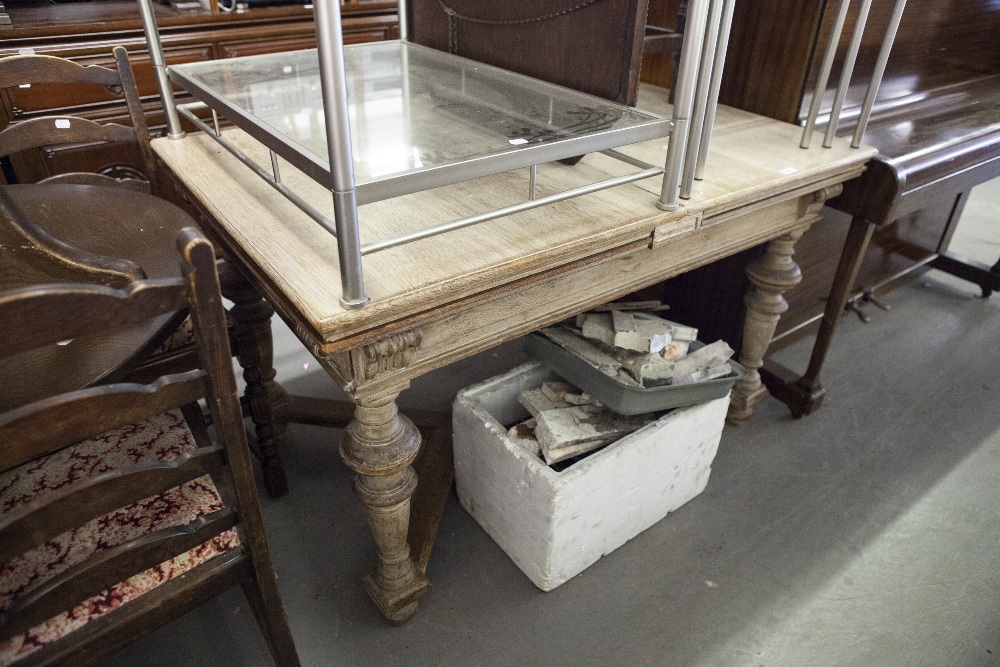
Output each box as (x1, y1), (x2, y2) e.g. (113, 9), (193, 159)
(406, 0), (649, 104)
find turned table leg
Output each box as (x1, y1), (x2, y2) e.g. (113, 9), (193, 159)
(219, 260), (291, 498)
(340, 384), (431, 624)
(728, 226), (809, 425)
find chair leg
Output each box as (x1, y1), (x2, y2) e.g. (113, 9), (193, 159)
(241, 577), (301, 667)
(219, 260), (290, 498)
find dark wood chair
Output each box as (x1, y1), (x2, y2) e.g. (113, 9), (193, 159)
(0, 183), (185, 412)
(0, 46), (292, 498)
(0, 228), (300, 667)
(0, 46), (156, 193)
(0, 182), (293, 498)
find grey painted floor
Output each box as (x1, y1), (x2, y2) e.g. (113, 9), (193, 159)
(108, 179), (1000, 666)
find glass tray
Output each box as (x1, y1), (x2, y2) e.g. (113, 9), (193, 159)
(169, 41), (670, 205)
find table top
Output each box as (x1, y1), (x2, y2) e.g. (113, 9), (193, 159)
(153, 84), (874, 352)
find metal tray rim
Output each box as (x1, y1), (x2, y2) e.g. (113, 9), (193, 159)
(525, 332), (746, 416)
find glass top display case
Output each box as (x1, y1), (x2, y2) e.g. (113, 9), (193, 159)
(169, 41), (671, 204)
(136, 0), (688, 307)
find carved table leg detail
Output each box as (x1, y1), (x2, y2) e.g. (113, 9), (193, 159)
(341, 388), (431, 624)
(728, 226), (808, 425)
(220, 260), (290, 498)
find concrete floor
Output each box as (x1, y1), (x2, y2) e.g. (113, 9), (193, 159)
(109, 179), (999, 666)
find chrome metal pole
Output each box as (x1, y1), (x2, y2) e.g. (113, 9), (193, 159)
(680, 0), (723, 199)
(801, 0), (852, 149)
(177, 106), (338, 237)
(398, 0), (409, 41)
(658, 0), (710, 211)
(270, 150), (281, 184)
(315, 0), (368, 308)
(694, 0), (736, 180)
(824, 0), (873, 148)
(136, 0), (184, 139)
(361, 167), (665, 255)
(852, 0), (907, 147)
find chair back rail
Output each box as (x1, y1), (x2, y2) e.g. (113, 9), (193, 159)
(0, 55), (123, 90)
(40, 548), (252, 666)
(0, 47), (156, 192)
(2, 507), (238, 639)
(0, 116), (137, 161)
(0, 281), (187, 358)
(0, 374), (209, 470)
(0, 442), (225, 563)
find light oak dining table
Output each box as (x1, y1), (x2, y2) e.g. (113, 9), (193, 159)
(151, 84), (876, 624)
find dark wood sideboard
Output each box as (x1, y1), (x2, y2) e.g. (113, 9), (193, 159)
(0, 1), (398, 184)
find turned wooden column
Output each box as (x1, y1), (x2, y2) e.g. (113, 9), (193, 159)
(727, 225), (810, 424)
(340, 382), (431, 624)
(218, 259), (291, 498)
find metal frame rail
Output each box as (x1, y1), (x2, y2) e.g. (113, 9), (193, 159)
(178, 101), (664, 255)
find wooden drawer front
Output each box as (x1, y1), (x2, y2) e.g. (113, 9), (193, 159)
(5, 46), (211, 121)
(220, 24), (393, 58)
(344, 27), (395, 43)
(221, 36), (317, 59)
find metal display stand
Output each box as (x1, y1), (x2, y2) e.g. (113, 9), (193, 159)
(137, 0), (738, 308)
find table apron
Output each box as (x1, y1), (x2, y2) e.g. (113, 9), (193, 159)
(323, 182), (843, 398)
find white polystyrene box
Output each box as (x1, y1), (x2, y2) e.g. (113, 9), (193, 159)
(453, 362), (728, 591)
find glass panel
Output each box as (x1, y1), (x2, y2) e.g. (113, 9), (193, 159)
(173, 42), (665, 187)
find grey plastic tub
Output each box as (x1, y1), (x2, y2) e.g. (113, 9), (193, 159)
(525, 333), (746, 416)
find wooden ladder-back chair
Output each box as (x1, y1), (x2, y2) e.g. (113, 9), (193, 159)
(0, 46), (156, 193)
(0, 44), (293, 497)
(0, 228), (300, 666)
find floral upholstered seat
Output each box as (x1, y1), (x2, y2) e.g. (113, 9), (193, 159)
(0, 409), (239, 666)
(153, 315), (197, 354)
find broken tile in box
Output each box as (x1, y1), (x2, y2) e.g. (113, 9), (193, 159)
(540, 381), (576, 402)
(534, 405), (652, 465)
(672, 340), (735, 384)
(518, 389), (571, 418)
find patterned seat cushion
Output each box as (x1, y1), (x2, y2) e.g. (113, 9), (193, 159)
(154, 315), (196, 354)
(0, 409), (240, 666)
